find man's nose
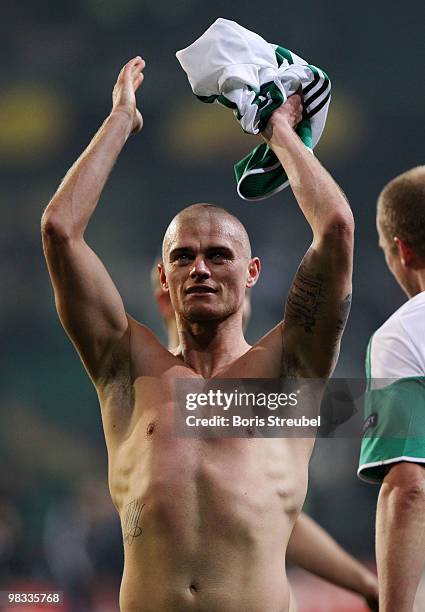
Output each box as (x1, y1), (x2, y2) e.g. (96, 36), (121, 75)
(190, 256), (211, 279)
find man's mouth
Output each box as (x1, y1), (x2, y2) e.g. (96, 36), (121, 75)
(185, 285), (217, 294)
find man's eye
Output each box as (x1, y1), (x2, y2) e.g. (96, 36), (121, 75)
(176, 254), (191, 263)
(210, 252), (225, 262)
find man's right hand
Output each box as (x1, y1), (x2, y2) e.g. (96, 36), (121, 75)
(42, 57), (148, 383)
(112, 56), (145, 134)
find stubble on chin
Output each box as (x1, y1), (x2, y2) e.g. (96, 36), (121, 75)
(182, 303), (235, 323)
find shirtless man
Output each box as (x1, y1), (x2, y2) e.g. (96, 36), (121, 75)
(42, 57), (354, 611)
(151, 263), (379, 609)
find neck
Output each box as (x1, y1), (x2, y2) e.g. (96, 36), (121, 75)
(174, 313), (250, 377)
(166, 318), (180, 352)
(417, 271), (425, 294)
(404, 270), (425, 298)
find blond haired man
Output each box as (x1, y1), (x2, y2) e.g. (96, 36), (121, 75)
(358, 166), (425, 612)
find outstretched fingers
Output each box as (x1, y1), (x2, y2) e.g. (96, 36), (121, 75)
(112, 56), (145, 133)
(129, 57), (145, 91)
(118, 56), (145, 81)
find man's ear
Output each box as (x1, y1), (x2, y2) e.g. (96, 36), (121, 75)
(156, 289), (174, 320)
(158, 263), (168, 290)
(394, 237), (414, 267)
(246, 257), (261, 288)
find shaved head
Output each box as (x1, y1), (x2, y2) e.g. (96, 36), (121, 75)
(162, 204), (251, 263)
(159, 203), (259, 324)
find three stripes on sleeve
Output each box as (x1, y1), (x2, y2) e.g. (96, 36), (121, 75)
(176, 18), (331, 201)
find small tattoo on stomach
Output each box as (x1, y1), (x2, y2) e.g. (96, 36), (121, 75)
(122, 500), (145, 545)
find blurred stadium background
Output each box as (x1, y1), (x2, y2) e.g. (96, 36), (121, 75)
(1, 0), (424, 610)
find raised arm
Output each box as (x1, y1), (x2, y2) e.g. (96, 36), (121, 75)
(262, 95), (354, 377)
(41, 57), (145, 382)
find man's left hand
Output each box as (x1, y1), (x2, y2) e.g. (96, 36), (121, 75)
(261, 93), (303, 147)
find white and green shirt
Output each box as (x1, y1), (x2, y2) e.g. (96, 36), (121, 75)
(358, 291), (425, 483)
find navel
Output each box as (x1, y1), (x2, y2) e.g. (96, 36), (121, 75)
(146, 422), (155, 436)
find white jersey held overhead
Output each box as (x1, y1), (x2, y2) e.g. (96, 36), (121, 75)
(176, 18), (331, 201)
